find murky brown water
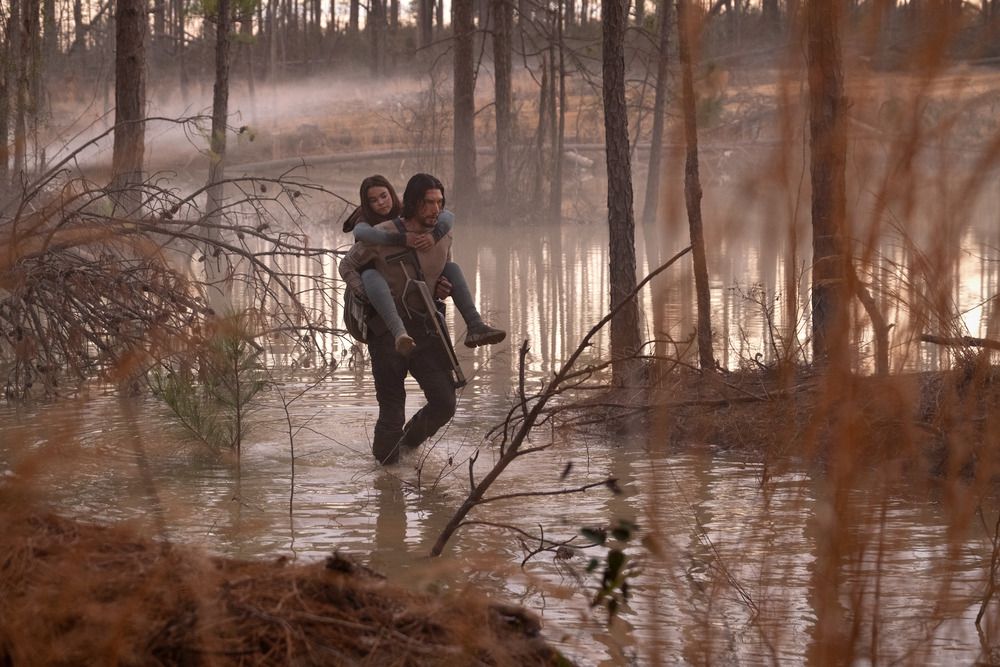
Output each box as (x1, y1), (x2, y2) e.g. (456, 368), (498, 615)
(2, 199), (999, 664)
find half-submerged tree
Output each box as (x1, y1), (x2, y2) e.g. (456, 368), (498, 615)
(806, 0), (848, 365)
(452, 0), (477, 209)
(641, 0), (672, 227)
(602, 0), (642, 384)
(676, 0), (716, 371)
(492, 0), (514, 210)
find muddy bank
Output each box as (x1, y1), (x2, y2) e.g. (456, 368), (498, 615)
(597, 363), (1000, 476)
(0, 509), (569, 666)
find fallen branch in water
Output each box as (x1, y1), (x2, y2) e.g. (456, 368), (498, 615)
(920, 334), (1000, 352)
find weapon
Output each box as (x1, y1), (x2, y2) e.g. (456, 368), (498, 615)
(385, 250), (467, 388)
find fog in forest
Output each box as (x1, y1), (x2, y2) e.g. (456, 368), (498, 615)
(4, 1), (1000, 664)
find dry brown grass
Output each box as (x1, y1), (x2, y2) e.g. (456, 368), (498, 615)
(0, 506), (569, 666)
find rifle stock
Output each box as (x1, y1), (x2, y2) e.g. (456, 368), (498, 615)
(386, 250), (467, 388)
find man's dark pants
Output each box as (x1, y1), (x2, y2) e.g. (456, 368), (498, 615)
(367, 321), (457, 465)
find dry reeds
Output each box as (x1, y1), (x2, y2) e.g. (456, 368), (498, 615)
(0, 508), (567, 666)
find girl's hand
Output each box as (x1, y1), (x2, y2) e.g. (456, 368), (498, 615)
(434, 276), (453, 300)
(406, 232), (433, 251)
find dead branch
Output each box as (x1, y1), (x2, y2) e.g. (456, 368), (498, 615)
(0, 129), (350, 396)
(920, 334), (1000, 352)
(430, 246), (692, 557)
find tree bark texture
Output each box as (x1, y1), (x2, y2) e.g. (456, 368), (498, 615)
(208, 0), (232, 214)
(549, 2), (566, 222)
(677, 0), (716, 371)
(419, 0), (433, 48)
(111, 0), (147, 197)
(641, 0), (671, 226)
(762, 0), (780, 31)
(0, 8), (11, 182)
(42, 0), (56, 57)
(349, 0), (359, 33)
(532, 55), (548, 206)
(73, 0), (85, 52)
(452, 0), (478, 208)
(370, 0), (388, 75)
(806, 0), (848, 364)
(12, 0), (29, 177)
(206, 0), (233, 313)
(492, 0), (513, 208)
(601, 0), (642, 384)
(26, 0), (41, 172)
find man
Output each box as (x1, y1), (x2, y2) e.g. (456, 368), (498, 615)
(339, 173), (462, 465)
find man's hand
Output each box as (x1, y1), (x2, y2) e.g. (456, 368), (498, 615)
(406, 232), (433, 251)
(434, 275), (452, 300)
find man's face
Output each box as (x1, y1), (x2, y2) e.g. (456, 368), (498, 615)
(415, 188), (444, 228)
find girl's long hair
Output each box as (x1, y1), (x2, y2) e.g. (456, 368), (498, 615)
(342, 174), (402, 233)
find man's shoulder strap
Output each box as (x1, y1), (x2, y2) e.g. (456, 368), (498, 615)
(392, 217), (407, 234)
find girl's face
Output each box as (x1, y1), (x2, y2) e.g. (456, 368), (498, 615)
(367, 186), (393, 217)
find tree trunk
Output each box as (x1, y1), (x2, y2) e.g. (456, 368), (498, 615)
(389, 0), (399, 68)
(420, 0), (433, 48)
(602, 0), (642, 385)
(532, 54), (548, 207)
(549, 3), (565, 223)
(676, 0), (715, 371)
(634, 0), (645, 23)
(806, 0), (848, 365)
(641, 0), (671, 226)
(762, 0), (780, 32)
(452, 0), (477, 209)
(152, 0), (165, 53)
(12, 0), (26, 178)
(241, 7), (257, 123)
(349, 0), (359, 33)
(436, 0), (444, 31)
(42, 0), (56, 58)
(493, 0), (513, 209)
(73, 0), (85, 51)
(26, 0), (42, 173)
(370, 0), (387, 75)
(111, 0), (147, 205)
(208, 0), (232, 214)
(206, 0), (233, 313)
(177, 0), (189, 102)
(0, 16), (9, 184)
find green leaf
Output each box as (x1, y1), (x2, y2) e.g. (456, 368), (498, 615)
(580, 527), (607, 545)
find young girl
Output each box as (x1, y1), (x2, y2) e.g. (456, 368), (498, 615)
(343, 174), (505, 355)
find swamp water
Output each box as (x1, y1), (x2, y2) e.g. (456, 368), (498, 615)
(2, 219), (1000, 665)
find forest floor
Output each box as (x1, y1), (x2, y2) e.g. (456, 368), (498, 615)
(0, 507), (571, 666)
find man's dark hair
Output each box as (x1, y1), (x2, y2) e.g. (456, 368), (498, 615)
(402, 173), (445, 219)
